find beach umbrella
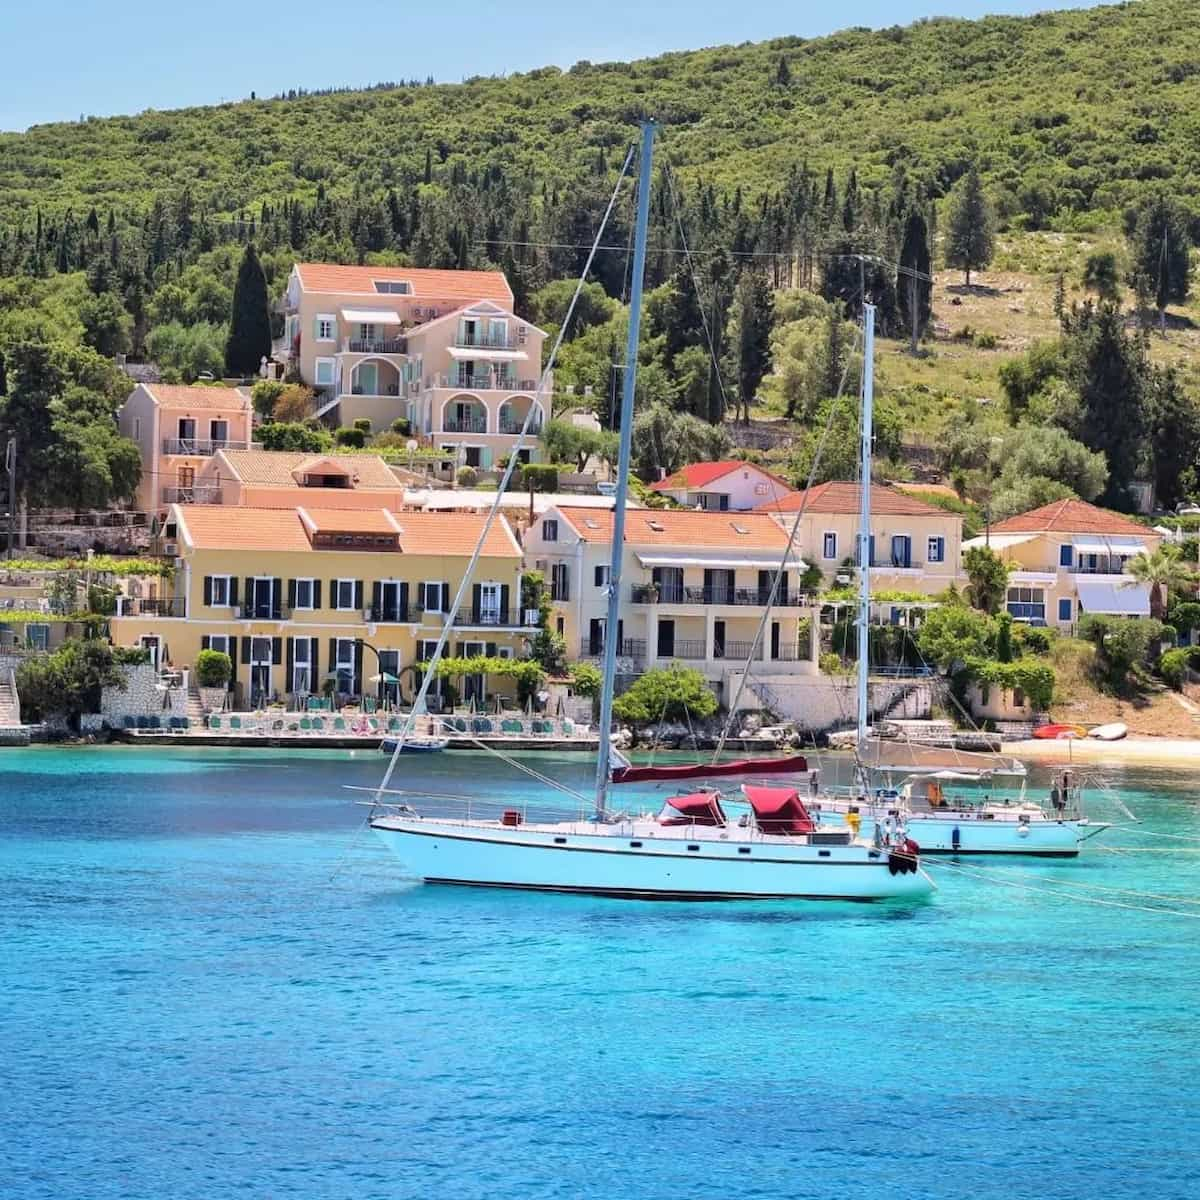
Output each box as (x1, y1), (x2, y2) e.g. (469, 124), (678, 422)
(368, 672), (400, 684)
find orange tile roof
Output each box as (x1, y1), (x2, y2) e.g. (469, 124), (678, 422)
(144, 384), (251, 411)
(649, 460), (791, 493)
(753, 481), (947, 517)
(175, 505), (519, 557)
(557, 507), (792, 550)
(294, 263), (513, 304)
(989, 498), (1154, 537)
(216, 450), (399, 489)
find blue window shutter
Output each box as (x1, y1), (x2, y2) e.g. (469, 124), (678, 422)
(1060, 544), (1073, 567)
(1058, 598), (1072, 621)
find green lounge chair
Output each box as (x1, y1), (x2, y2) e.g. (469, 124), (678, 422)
(333, 716), (346, 732)
(299, 717), (311, 732)
(312, 716), (325, 732)
(208, 716), (222, 731)
(230, 716), (242, 730)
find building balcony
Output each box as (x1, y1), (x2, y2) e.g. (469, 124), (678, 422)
(162, 486), (222, 504)
(425, 372), (539, 393)
(578, 638), (647, 663)
(348, 384), (402, 397)
(450, 607), (531, 629)
(115, 597), (187, 618)
(631, 584), (797, 607)
(453, 330), (520, 351)
(341, 337), (406, 355)
(442, 418), (489, 434)
(498, 417), (544, 435)
(239, 602), (293, 621)
(161, 438), (258, 456)
(368, 605), (410, 623)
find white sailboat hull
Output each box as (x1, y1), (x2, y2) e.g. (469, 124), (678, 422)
(371, 816), (933, 901)
(818, 809), (1104, 856)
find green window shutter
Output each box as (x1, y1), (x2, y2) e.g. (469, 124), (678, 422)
(480, 447), (493, 469)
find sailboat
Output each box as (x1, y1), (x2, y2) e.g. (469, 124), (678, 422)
(368, 123), (932, 901)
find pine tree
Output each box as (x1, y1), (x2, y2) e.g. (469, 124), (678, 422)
(945, 166), (995, 286)
(729, 269), (773, 424)
(224, 243), (272, 376)
(774, 57), (791, 86)
(897, 209), (932, 353)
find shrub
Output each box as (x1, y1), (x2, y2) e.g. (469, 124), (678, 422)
(612, 665), (718, 725)
(272, 384), (314, 422)
(258, 422), (332, 452)
(974, 331), (999, 349)
(352, 417), (372, 434)
(1159, 647), (1191, 690)
(966, 656), (1055, 710)
(456, 465), (478, 487)
(251, 378), (287, 417)
(1077, 614), (1168, 686)
(568, 661), (603, 697)
(819, 652), (845, 676)
(334, 426), (366, 448)
(390, 417), (412, 436)
(15, 639), (127, 726)
(195, 649), (232, 688)
(520, 463), (560, 492)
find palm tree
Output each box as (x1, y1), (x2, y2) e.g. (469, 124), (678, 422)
(1122, 545), (1197, 620)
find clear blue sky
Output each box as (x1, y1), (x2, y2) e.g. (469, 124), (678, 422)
(1, 0), (1108, 132)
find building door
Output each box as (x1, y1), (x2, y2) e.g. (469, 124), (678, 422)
(249, 636), (274, 706)
(210, 419), (228, 446)
(461, 641), (485, 705)
(891, 535), (912, 568)
(463, 446), (482, 468)
(771, 621), (781, 660)
(379, 581), (405, 622)
(291, 638), (312, 695)
(657, 619), (675, 659)
(378, 650), (400, 707)
(356, 362), (378, 395)
(251, 578), (276, 619)
(704, 568), (734, 604)
(335, 638), (358, 696)
(652, 566), (683, 603)
(178, 418), (196, 447)
(140, 635), (161, 670)
(478, 582), (501, 624)
(713, 619), (726, 660)
(178, 465), (195, 495)
(461, 318), (477, 345)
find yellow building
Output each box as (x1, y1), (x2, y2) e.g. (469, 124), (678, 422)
(965, 498), (1161, 629)
(193, 449), (410, 510)
(110, 504), (526, 707)
(755, 481), (964, 596)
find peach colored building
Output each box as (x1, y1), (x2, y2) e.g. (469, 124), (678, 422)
(650, 460), (793, 510)
(965, 499), (1161, 630)
(193, 450), (408, 510)
(117, 384), (256, 515)
(755, 482), (964, 597)
(282, 263), (551, 468)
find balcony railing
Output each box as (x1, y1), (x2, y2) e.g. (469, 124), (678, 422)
(240, 602), (292, 621)
(161, 438), (258, 456)
(453, 330), (519, 351)
(579, 638), (647, 662)
(162, 486), (222, 504)
(451, 607), (521, 628)
(427, 373), (538, 392)
(344, 337), (406, 355)
(498, 418), (543, 435)
(349, 384), (401, 397)
(443, 417), (489, 434)
(369, 605), (410, 623)
(663, 639), (707, 661)
(117, 597), (187, 618)
(631, 584), (795, 607)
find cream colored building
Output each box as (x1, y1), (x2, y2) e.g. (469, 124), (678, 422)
(282, 263), (551, 467)
(755, 482), (964, 597)
(965, 498), (1161, 629)
(650, 460), (793, 510)
(524, 506), (819, 686)
(193, 450), (408, 510)
(109, 505), (527, 708)
(117, 384), (256, 515)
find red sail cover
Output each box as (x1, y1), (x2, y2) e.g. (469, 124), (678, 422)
(659, 792), (727, 826)
(612, 754), (808, 785)
(742, 785), (815, 835)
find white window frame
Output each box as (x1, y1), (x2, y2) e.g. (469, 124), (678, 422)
(314, 356), (336, 387)
(209, 574), (233, 607)
(333, 579), (357, 611)
(293, 578), (316, 610)
(315, 313), (336, 342)
(422, 581), (445, 613)
(132, 417), (141, 441)
(927, 536), (944, 564)
(542, 518), (558, 543)
(595, 564), (611, 588)
(207, 635), (231, 657)
(822, 531), (838, 560)
(292, 638), (313, 694)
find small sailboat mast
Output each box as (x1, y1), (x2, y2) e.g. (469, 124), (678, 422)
(593, 120), (656, 819)
(855, 304), (877, 779)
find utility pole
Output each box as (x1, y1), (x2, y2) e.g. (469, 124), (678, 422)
(4, 438), (14, 561)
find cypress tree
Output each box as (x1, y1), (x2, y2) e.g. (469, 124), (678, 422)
(945, 166), (995, 286)
(225, 243), (272, 376)
(897, 209), (932, 353)
(1127, 193), (1191, 333)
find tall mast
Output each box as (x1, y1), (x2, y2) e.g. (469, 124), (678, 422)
(593, 120), (656, 818)
(856, 304), (877, 760)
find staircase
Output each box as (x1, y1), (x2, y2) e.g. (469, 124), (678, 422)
(0, 672), (21, 727)
(186, 684), (206, 724)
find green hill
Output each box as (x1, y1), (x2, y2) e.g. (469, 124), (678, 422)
(1, 0), (1199, 228)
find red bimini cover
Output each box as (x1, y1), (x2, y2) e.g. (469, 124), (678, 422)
(613, 754), (808, 785)
(658, 792), (727, 826)
(742, 785), (815, 835)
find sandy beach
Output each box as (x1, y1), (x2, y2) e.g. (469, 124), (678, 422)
(1007, 736), (1200, 766)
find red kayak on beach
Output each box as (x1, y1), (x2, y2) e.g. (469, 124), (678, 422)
(1033, 723), (1087, 740)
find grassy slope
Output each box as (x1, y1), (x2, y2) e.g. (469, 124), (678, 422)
(1, 1), (1199, 221)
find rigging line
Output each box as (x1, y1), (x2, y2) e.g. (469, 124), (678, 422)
(1100, 824), (1200, 843)
(662, 160), (734, 422)
(448, 730), (594, 806)
(922, 858), (1200, 919)
(372, 141), (638, 809)
(711, 324), (864, 761)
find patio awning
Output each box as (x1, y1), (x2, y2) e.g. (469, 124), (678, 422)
(446, 346), (529, 361)
(1071, 535), (1147, 555)
(636, 553), (806, 570)
(1073, 575), (1151, 616)
(340, 308), (404, 325)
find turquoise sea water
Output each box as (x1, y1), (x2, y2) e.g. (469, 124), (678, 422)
(2, 746), (1198, 1199)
